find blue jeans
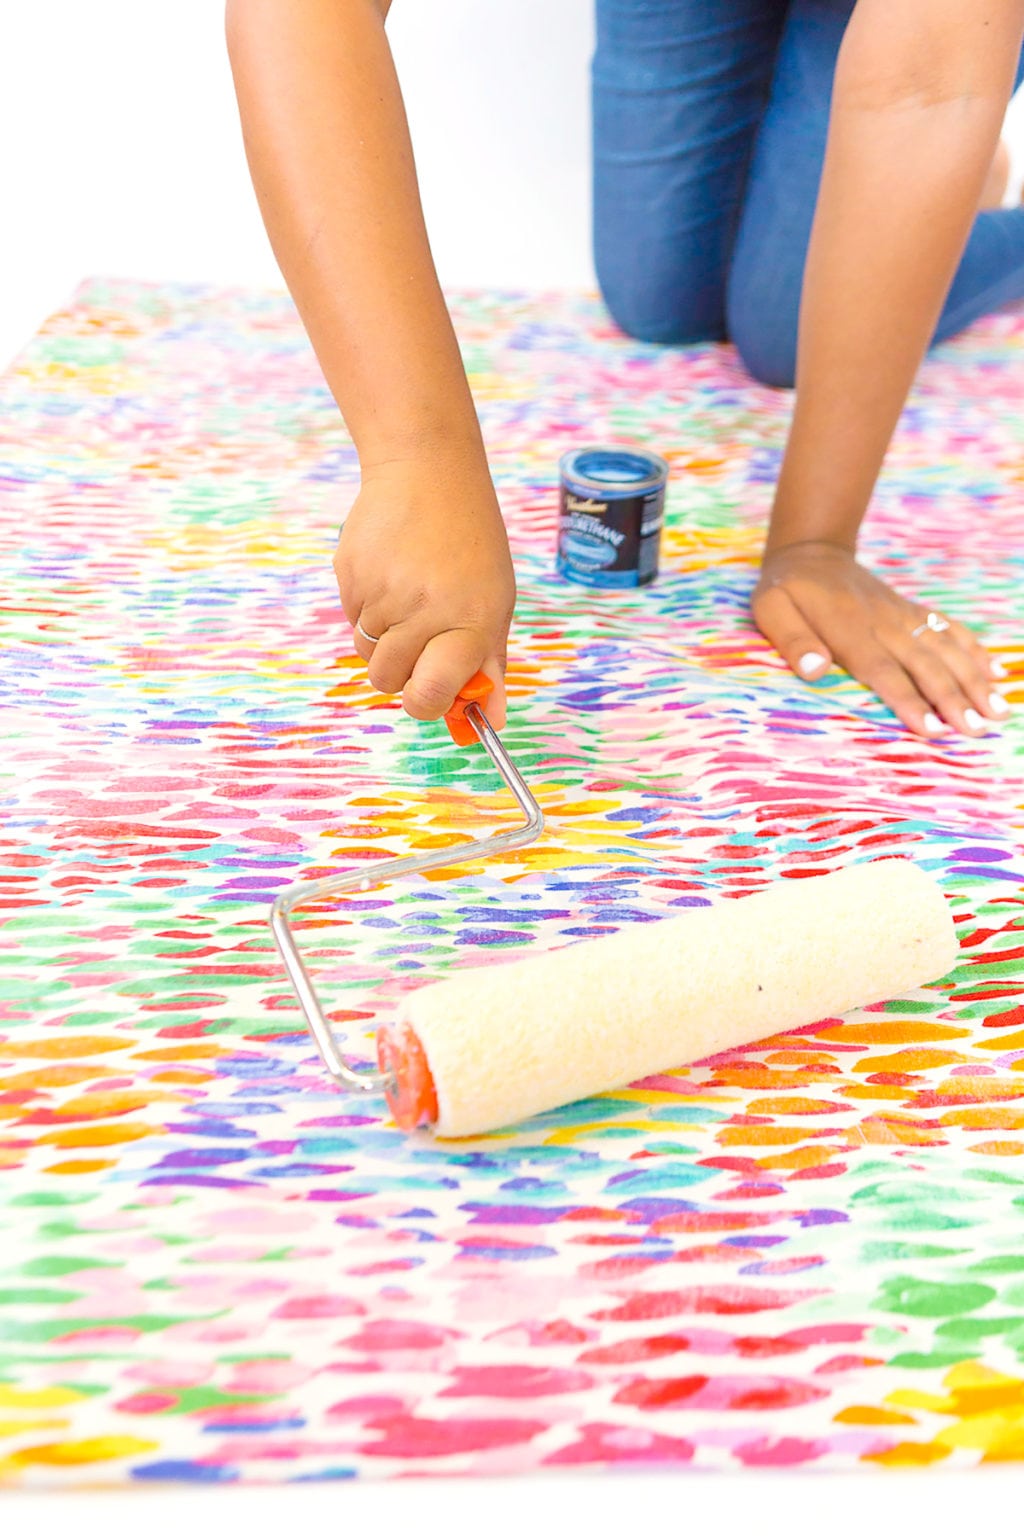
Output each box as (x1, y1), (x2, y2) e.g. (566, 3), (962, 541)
(593, 0), (1024, 386)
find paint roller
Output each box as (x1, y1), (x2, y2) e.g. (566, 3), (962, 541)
(271, 673), (958, 1138)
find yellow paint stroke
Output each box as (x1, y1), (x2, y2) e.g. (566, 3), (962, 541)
(134, 1043), (224, 1061)
(147, 1069), (217, 1085)
(716, 1125), (835, 1147)
(0, 1036), (133, 1061)
(0, 1388), (86, 1410)
(662, 523), (762, 572)
(928, 1077), (1024, 1103)
(753, 1146), (845, 1172)
(889, 1363), (1024, 1427)
(35, 1090), (176, 1122)
(36, 1124), (159, 1149)
(0, 1065), (121, 1092)
(850, 1048), (969, 1074)
(834, 1405), (917, 1426)
(43, 1159), (117, 1175)
(852, 1117), (947, 1148)
(710, 1067), (838, 1090)
(0, 1418), (70, 1439)
(1, 1435), (158, 1469)
(976, 1028), (1024, 1053)
(843, 1085), (918, 1103)
(611, 1086), (742, 1109)
(940, 1107), (1024, 1130)
(863, 1441), (951, 1467)
(814, 1021), (971, 1045)
(745, 1096), (842, 1117)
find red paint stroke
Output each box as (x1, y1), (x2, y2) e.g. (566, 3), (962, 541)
(360, 1414), (547, 1458)
(614, 1373), (828, 1412)
(439, 1366), (594, 1399)
(591, 1285), (820, 1321)
(340, 1320), (462, 1352)
(544, 1421), (696, 1466)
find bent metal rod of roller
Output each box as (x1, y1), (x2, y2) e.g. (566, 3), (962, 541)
(269, 702), (545, 1096)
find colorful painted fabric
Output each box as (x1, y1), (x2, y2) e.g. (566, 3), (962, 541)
(2, 278), (1024, 1485)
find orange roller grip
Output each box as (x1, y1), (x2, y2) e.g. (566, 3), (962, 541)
(444, 671), (494, 746)
(378, 1020), (439, 1130)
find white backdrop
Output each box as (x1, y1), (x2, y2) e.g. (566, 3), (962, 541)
(3, 1), (1024, 368)
(0, 0), (594, 367)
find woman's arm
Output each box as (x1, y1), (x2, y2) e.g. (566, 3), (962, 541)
(754, 0), (1024, 736)
(225, 0), (514, 725)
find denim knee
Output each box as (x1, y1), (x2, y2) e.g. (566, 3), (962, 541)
(597, 279), (727, 348)
(595, 236), (729, 348)
(726, 275), (799, 389)
(597, 240), (800, 383)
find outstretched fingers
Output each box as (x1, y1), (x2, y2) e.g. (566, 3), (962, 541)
(890, 617), (1009, 734)
(753, 573), (1008, 739)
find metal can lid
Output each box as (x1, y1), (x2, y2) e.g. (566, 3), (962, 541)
(559, 445), (669, 495)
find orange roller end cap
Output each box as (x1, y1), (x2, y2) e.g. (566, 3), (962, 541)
(378, 1020), (439, 1131)
(444, 670), (494, 746)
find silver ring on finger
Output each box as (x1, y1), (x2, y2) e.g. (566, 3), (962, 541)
(910, 610), (951, 640)
(355, 618), (380, 646)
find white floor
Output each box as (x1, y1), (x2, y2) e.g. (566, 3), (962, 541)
(5, 1467), (1024, 1536)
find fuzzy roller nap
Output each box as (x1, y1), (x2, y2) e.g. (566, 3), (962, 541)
(378, 858), (957, 1137)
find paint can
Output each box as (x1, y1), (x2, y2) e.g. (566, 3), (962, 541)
(557, 445), (668, 588)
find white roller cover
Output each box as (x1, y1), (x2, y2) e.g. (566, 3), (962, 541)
(398, 858), (958, 1138)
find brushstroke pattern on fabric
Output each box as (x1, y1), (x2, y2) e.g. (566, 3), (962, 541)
(1, 278), (1023, 1484)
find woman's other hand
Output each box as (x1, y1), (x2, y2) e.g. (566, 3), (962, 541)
(752, 539), (1008, 737)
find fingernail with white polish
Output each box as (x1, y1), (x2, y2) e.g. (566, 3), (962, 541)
(989, 692), (1010, 716)
(964, 708), (986, 732)
(798, 651), (828, 677)
(991, 660), (1009, 679)
(923, 712), (945, 735)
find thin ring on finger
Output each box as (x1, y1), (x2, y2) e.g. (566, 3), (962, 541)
(910, 610), (951, 640)
(918, 609), (996, 684)
(355, 618), (380, 646)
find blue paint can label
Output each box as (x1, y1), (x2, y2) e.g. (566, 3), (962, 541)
(557, 445), (668, 589)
